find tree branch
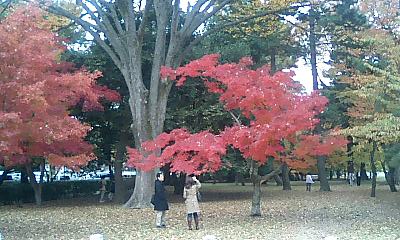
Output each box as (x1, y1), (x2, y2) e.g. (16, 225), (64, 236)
(180, 3), (311, 62)
(138, 0), (152, 47)
(0, 0), (11, 19)
(47, 5), (122, 69)
(85, 0), (128, 59)
(170, 0), (180, 40)
(98, 0), (125, 35)
(260, 169), (281, 184)
(229, 111), (242, 125)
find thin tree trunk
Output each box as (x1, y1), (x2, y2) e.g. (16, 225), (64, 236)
(380, 160), (389, 183)
(387, 167), (398, 192)
(173, 173), (185, 195)
(270, 51), (277, 75)
(273, 174), (283, 186)
(370, 141), (377, 197)
(281, 163), (291, 190)
(250, 160), (261, 216)
(251, 176), (261, 216)
(235, 172), (240, 185)
(380, 159), (397, 192)
(39, 159), (45, 184)
(310, 5), (318, 91)
(114, 132), (128, 203)
(317, 156), (331, 191)
(114, 160), (124, 203)
(26, 164), (42, 205)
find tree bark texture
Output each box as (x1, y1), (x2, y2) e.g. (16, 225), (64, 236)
(281, 163), (291, 190)
(114, 132), (129, 203)
(370, 141), (377, 197)
(26, 164), (42, 205)
(251, 176), (262, 216)
(317, 156), (331, 191)
(387, 167), (398, 192)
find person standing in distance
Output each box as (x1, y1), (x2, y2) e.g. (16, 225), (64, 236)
(305, 173), (314, 192)
(183, 175), (202, 230)
(153, 172), (169, 228)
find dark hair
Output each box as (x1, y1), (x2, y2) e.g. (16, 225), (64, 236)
(185, 176), (195, 189)
(156, 172), (163, 179)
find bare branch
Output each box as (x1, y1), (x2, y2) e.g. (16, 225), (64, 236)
(0, 0), (11, 19)
(116, 0), (136, 35)
(138, 0), (152, 46)
(260, 169), (281, 184)
(170, 0), (180, 40)
(229, 111), (241, 125)
(98, 0), (125, 35)
(47, 6), (122, 69)
(184, 0), (209, 25)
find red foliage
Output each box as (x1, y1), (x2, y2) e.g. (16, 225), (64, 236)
(129, 54), (346, 174)
(127, 129), (226, 174)
(0, 7), (119, 169)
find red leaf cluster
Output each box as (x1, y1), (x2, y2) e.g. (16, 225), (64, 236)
(128, 54), (346, 173)
(127, 129), (226, 175)
(0, 7), (120, 169)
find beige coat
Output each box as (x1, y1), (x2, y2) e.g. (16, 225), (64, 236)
(183, 180), (201, 214)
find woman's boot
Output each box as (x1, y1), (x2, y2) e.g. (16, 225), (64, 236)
(194, 216), (199, 230)
(187, 219), (192, 230)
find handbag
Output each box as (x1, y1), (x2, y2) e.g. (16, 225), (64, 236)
(150, 194), (155, 205)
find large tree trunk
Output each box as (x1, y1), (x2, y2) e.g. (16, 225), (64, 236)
(26, 164), (42, 205)
(281, 163), (291, 190)
(370, 141), (377, 197)
(317, 156), (331, 191)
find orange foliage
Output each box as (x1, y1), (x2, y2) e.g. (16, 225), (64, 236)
(0, 6), (119, 168)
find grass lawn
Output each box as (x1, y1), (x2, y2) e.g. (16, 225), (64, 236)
(0, 181), (399, 240)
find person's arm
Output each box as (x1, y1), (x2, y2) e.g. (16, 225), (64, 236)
(193, 177), (201, 189)
(183, 188), (187, 199)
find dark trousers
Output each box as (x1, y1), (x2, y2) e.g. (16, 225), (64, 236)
(356, 176), (361, 186)
(306, 183), (312, 191)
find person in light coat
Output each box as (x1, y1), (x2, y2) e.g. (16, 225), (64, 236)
(183, 175), (201, 230)
(306, 173), (314, 192)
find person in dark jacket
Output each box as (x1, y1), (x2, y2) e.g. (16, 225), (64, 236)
(153, 172), (169, 228)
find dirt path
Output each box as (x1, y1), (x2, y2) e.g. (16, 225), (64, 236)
(1, 181), (399, 240)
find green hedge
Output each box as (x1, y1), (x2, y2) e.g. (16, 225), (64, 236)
(0, 180), (101, 204)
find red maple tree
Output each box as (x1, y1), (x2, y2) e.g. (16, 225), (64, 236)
(0, 6), (119, 202)
(127, 54), (347, 175)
